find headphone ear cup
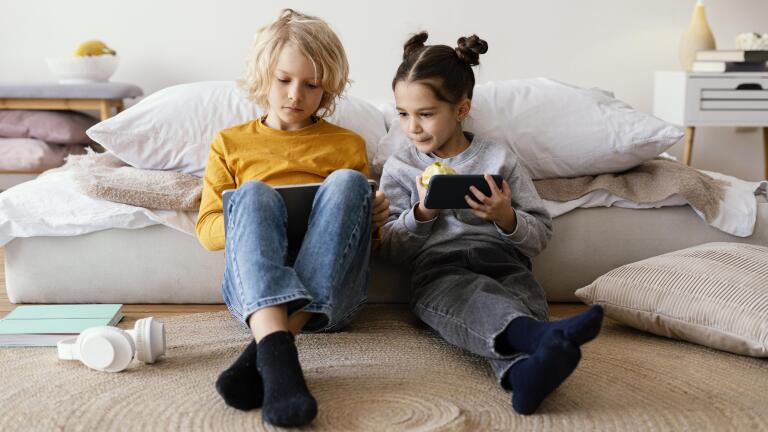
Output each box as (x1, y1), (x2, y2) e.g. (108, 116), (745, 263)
(133, 317), (165, 364)
(78, 327), (135, 373)
(133, 318), (149, 363)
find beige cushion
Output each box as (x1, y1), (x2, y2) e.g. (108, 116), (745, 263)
(67, 151), (202, 211)
(575, 242), (768, 357)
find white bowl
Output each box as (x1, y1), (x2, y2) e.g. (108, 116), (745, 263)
(45, 55), (119, 84)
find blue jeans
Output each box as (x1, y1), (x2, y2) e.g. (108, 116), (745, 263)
(410, 242), (549, 389)
(221, 169), (373, 332)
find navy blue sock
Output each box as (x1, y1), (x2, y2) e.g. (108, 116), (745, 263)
(505, 329), (581, 415)
(215, 340), (263, 410)
(257, 331), (317, 428)
(502, 305), (604, 354)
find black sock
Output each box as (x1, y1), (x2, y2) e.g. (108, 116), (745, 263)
(505, 329), (581, 415)
(502, 305), (604, 354)
(215, 340), (263, 411)
(257, 331), (317, 427)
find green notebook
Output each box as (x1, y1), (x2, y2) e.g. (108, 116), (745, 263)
(0, 304), (123, 347)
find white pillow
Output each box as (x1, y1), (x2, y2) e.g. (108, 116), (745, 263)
(376, 78), (684, 180)
(86, 81), (387, 177)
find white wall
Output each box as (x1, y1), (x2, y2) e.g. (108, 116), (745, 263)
(2, 0), (767, 180)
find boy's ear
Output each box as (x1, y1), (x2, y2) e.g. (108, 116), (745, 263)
(457, 98), (471, 121)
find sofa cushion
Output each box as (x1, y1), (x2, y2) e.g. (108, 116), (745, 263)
(575, 242), (768, 357)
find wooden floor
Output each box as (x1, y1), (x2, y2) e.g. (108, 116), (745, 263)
(0, 247), (585, 329)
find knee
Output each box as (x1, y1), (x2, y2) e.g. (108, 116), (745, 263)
(235, 180), (281, 207)
(325, 169), (369, 196)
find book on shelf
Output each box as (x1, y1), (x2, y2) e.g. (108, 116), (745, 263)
(691, 61), (768, 73)
(695, 50), (768, 62)
(0, 304), (123, 347)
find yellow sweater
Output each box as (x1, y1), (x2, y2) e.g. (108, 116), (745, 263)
(195, 117), (369, 251)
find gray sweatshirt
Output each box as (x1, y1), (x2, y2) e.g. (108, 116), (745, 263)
(378, 133), (553, 265)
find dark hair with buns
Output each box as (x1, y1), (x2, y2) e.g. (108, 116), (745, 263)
(393, 31), (488, 103)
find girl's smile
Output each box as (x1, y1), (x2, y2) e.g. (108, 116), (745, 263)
(394, 81), (470, 158)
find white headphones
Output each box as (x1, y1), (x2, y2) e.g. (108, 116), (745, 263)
(57, 317), (166, 373)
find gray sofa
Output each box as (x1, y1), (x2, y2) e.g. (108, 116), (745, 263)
(5, 197), (766, 304)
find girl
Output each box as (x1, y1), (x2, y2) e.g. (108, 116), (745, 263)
(195, 10), (390, 427)
(379, 32), (603, 415)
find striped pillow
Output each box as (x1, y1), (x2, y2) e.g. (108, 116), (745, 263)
(575, 242), (768, 357)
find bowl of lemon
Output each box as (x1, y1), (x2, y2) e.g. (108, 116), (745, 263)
(46, 40), (119, 83)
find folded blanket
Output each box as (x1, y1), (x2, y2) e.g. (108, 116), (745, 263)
(66, 150), (202, 211)
(534, 158), (727, 222)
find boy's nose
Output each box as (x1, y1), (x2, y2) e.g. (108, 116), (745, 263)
(288, 85), (303, 103)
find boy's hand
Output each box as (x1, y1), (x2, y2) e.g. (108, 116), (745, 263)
(372, 190), (390, 230)
(415, 175), (440, 221)
(465, 174), (517, 233)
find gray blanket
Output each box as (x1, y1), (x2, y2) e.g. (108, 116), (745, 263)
(534, 158), (727, 222)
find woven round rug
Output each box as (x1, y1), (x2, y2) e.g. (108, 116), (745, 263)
(0, 305), (766, 431)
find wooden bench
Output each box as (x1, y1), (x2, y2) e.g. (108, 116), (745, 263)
(0, 82), (143, 120)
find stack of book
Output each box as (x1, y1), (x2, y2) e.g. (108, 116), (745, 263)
(692, 50), (768, 73)
(0, 304), (123, 347)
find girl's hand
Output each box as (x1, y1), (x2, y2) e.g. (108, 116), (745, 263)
(372, 190), (390, 230)
(415, 175), (440, 221)
(465, 174), (517, 233)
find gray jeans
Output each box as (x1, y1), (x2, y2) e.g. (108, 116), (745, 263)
(410, 243), (549, 389)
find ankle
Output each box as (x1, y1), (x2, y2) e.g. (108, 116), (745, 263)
(500, 316), (547, 354)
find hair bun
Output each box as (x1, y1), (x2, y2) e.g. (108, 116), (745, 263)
(455, 35), (488, 66)
(403, 31), (429, 59)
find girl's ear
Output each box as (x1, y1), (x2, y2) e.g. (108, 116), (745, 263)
(457, 98), (471, 122)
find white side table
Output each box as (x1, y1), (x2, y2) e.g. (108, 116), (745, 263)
(653, 71), (768, 179)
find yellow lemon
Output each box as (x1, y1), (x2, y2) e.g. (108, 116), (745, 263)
(74, 40), (116, 57)
(421, 161), (457, 187)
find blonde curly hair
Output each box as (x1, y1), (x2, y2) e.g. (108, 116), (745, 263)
(240, 9), (350, 118)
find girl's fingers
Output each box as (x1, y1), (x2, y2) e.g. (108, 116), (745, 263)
(373, 201), (388, 213)
(465, 195), (485, 211)
(502, 180), (511, 197)
(373, 206), (389, 219)
(468, 186), (490, 205)
(486, 174), (501, 196)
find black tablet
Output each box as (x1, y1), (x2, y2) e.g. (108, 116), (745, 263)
(424, 174), (503, 209)
(223, 179), (377, 246)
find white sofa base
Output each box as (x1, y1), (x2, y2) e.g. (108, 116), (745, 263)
(6, 201), (766, 304)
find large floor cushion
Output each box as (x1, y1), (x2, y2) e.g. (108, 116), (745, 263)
(576, 242), (768, 357)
